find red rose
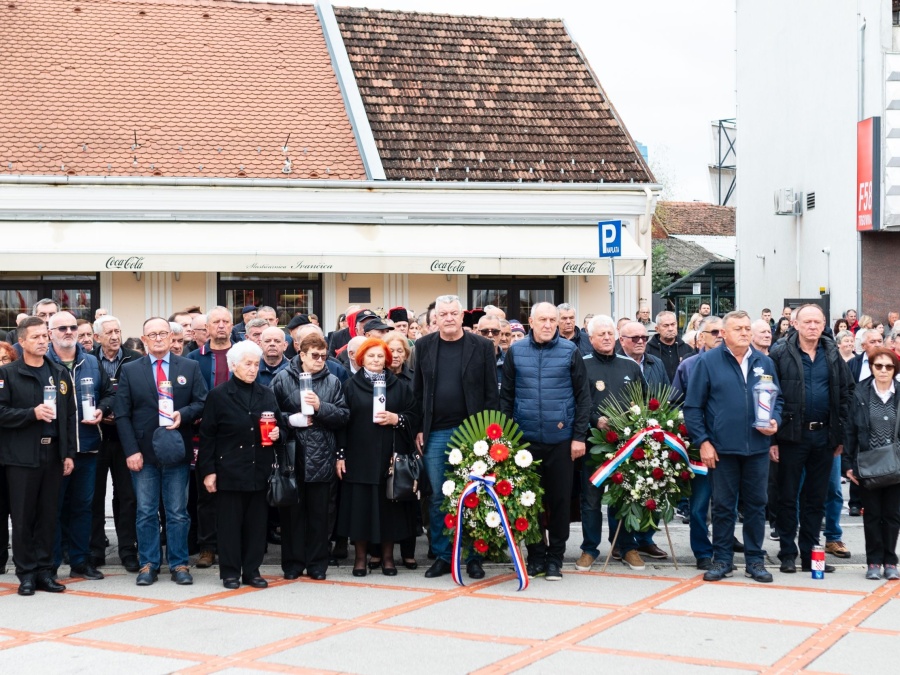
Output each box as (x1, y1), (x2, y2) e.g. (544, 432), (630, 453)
(632, 448), (645, 461)
(463, 493), (480, 509)
(652, 467), (665, 480)
(489, 443), (510, 462)
(514, 518), (529, 532)
(678, 424), (688, 436)
(648, 398), (660, 411)
(668, 451), (682, 462)
(645, 499), (657, 510)
(681, 470), (691, 481)
(444, 514), (457, 530)
(495, 479), (512, 496)
(605, 430), (619, 444)
(474, 539), (489, 553)
(652, 431), (665, 443)
(612, 472), (624, 484)
(486, 423), (503, 440)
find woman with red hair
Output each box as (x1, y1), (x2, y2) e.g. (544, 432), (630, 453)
(336, 338), (419, 576)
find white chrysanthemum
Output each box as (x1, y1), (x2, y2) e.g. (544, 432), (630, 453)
(667, 420), (674, 428)
(646, 479), (655, 487)
(473, 440), (489, 456)
(519, 490), (536, 507)
(623, 427), (632, 436)
(441, 480), (456, 497)
(485, 511), (501, 528)
(678, 410), (684, 420)
(651, 458), (660, 467)
(647, 418), (659, 427)
(470, 460), (488, 476)
(636, 476), (644, 484)
(684, 441), (691, 448)
(630, 405), (641, 415)
(448, 448), (463, 465)
(514, 450), (533, 468)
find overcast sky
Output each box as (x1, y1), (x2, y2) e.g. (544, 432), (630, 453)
(335, 0), (736, 202)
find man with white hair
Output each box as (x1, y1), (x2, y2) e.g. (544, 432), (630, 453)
(646, 311), (694, 382)
(244, 318), (268, 346)
(483, 304), (506, 320)
(168, 322), (186, 356)
(557, 303), (592, 355)
(750, 319), (773, 355)
(257, 326), (290, 386)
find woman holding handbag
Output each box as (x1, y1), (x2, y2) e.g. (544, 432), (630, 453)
(198, 341), (283, 590)
(844, 347), (900, 580)
(336, 338), (419, 576)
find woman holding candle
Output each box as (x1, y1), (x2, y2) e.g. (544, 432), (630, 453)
(271, 333), (349, 581)
(198, 340), (283, 589)
(336, 338), (419, 576)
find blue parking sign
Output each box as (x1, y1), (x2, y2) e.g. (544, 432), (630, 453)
(598, 220), (622, 258)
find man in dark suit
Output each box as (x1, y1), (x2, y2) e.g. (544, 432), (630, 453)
(115, 317), (207, 586)
(413, 294), (500, 580)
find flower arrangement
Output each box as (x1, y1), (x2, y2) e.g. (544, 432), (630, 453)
(587, 382), (704, 533)
(441, 410), (544, 562)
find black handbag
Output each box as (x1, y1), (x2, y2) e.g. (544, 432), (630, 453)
(858, 397), (900, 489)
(267, 440), (300, 508)
(386, 450), (422, 501)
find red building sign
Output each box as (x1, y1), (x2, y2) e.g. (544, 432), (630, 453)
(857, 117), (881, 231)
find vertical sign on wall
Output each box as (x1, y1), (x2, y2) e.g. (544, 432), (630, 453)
(857, 116), (881, 231)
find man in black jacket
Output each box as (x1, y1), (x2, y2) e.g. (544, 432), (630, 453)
(646, 311), (695, 382)
(769, 304), (853, 574)
(414, 294), (499, 580)
(0, 316), (76, 596)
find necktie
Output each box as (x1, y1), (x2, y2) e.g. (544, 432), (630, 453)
(155, 358), (166, 387)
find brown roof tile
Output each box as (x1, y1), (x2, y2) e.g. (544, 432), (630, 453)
(1, 0), (366, 180)
(333, 6), (653, 184)
(653, 201), (736, 237)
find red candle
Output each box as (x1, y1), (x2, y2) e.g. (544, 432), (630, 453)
(259, 411), (276, 447)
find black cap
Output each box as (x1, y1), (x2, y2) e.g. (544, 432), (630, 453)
(364, 320), (390, 333)
(388, 307), (408, 324)
(241, 304), (258, 315)
(286, 314), (311, 331)
(462, 308), (486, 329)
(354, 309), (378, 324)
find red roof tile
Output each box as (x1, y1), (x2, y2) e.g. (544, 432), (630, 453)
(653, 201), (736, 237)
(333, 6), (653, 184)
(1, 0), (365, 179)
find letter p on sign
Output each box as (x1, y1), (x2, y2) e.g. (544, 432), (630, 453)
(598, 220), (622, 258)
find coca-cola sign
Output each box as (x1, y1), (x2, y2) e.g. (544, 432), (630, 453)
(430, 259), (467, 273)
(106, 256), (144, 270)
(562, 261), (597, 274)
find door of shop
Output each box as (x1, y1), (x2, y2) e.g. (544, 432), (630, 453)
(469, 277), (564, 325)
(0, 274), (99, 333)
(217, 274), (322, 327)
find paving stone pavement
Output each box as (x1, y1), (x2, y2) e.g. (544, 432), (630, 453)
(1, 488), (898, 674)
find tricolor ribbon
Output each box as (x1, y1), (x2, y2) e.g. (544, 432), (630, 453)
(450, 473), (528, 591)
(589, 425), (707, 488)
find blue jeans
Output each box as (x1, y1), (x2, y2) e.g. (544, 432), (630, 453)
(710, 452), (768, 567)
(54, 453), (97, 569)
(131, 461), (190, 570)
(688, 473), (713, 560)
(580, 465), (604, 557)
(423, 428), (455, 563)
(607, 510), (655, 554)
(823, 454), (844, 542)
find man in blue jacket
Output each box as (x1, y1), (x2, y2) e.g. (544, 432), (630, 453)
(684, 310), (782, 583)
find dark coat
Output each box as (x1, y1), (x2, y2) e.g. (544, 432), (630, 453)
(842, 378), (900, 475)
(582, 351), (646, 430)
(339, 369), (419, 485)
(564, 326), (593, 356)
(0, 356), (77, 466)
(769, 332), (853, 448)
(413, 330), (499, 446)
(271, 358), (349, 483)
(645, 334), (695, 383)
(197, 377), (284, 491)
(114, 354), (208, 464)
(848, 352), (866, 382)
(92, 346), (143, 442)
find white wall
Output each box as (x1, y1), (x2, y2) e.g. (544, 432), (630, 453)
(735, 0), (887, 320)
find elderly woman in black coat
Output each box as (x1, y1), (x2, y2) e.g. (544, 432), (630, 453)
(272, 333), (349, 581)
(337, 338), (419, 576)
(198, 340), (283, 590)
(844, 347), (900, 581)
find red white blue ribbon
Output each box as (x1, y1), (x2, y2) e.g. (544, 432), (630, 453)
(450, 473), (528, 591)
(589, 426), (707, 488)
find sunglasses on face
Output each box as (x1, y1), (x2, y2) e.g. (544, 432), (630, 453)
(54, 325), (78, 333)
(872, 363), (895, 371)
(621, 335), (649, 343)
(701, 329), (722, 337)
(480, 328), (501, 336)
(303, 352), (328, 361)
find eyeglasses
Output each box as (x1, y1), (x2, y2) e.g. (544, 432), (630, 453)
(303, 352), (327, 361)
(872, 363), (895, 371)
(701, 329), (722, 336)
(480, 328), (501, 336)
(144, 331), (170, 341)
(621, 335), (649, 343)
(0, 356), (11, 365)
(53, 325), (78, 333)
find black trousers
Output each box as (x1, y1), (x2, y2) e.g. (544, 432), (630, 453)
(216, 489), (267, 580)
(860, 482), (900, 566)
(0, 465), (9, 568)
(776, 440), (832, 562)
(849, 480), (863, 510)
(196, 468), (217, 552)
(90, 436), (137, 560)
(525, 440), (574, 567)
(6, 446), (63, 579)
(280, 481), (332, 575)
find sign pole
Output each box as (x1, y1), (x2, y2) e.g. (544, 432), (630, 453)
(608, 257), (616, 321)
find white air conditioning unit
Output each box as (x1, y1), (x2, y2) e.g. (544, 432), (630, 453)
(774, 188), (803, 215)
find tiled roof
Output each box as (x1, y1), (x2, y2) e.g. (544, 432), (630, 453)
(653, 201), (736, 237)
(333, 6), (653, 184)
(0, 0), (366, 180)
(657, 237), (729, 276)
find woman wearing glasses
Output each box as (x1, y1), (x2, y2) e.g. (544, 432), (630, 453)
(271, 333), (349, 581)
(844, 347), (900, 580)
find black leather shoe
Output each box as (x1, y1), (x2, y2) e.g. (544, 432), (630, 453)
(402, 559), (418, 570)
(17, 576), (35, 596)
(382, 565), (398, 577)
(242, 576), (268, 588)
(266, 528), (282, 545)
(466, 560), (485, 579)
(308, 570), (327, 581)
(69, 563), (104, 580)
(89, 555), (106, 568)
(223, 578), (240, 589)
(849, 505), (862, 517)
(696, 557), (713, 571)
(801, 561), (835, 574)
(780, 558), (797, 573)
(352, 566), (368, 577)
(732, 537), (745, 553)
(121, 555), (140, 573)
(36, 575), (66, 593)
(331, 538), (349, 559)
(283, 570), (302, 580)
(424, 559), (452, 578)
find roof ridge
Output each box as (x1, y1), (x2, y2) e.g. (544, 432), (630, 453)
(334, 4), (565, 25)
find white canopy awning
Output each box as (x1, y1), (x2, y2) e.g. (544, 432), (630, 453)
(1, 221), (646, 276)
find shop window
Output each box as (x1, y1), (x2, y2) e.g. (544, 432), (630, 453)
(218, 273), (322, 327)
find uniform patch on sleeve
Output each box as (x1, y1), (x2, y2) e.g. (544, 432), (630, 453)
(0, 379), (4, 389)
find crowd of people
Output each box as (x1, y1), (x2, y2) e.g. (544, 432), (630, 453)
(1, 297), (898, 597)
